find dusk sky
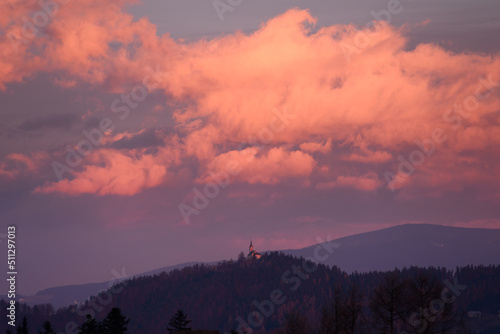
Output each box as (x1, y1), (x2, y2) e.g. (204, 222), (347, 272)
(1, 0), (499, 295)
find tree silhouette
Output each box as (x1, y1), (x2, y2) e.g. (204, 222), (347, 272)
(99, 307), (129, 334)
(344, 283), (363, 334)
(369, 272), (409, 334)
(320, 285), (344, 334)
(38, 321), (55, 334)
(167, 310), (192, 334)
(320, 283), (363, 334)
(78, 315), (99, 334)
(283, 310), (310, 334)
(403, 272), (463, 333)
(16, 317), (29, 334)
(237, 252), (246, 263)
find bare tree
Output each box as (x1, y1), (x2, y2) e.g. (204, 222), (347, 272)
(344, 283), (363, 334)
(284, 310), (310, 334)
(369, 272), (409, 334)
(403, 272), (463, 334)
(320, 285), (344, 334)
(321, 283), (363, 334)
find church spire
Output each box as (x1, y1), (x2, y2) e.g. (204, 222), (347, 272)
(247, 241), (261, 259)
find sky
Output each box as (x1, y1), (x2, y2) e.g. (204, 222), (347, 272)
(0, 0), (499, 295)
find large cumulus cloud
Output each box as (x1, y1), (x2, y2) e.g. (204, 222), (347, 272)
(1, 2), (499, 198)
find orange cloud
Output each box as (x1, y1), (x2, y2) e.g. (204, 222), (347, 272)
(35, 149), (167, 196)
(1, 3), (499, 197)
(200, 147), (316, 185)
(317, 172), (382, 192)
(299, 139), (332, 154)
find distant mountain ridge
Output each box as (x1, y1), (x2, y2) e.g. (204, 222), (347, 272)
(13, 261), (205, 308)
(16, 224), (500, 308)
(281, 224), (500, 272)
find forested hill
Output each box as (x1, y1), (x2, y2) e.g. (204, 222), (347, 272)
(1, 253), (500, 333)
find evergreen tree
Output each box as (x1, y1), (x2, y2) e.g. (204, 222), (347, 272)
(7, 330), (14, 334)
(16, 317), (29, 334)
(78, 315), (99, 334)
(38, 321), (55, 334)
(167, 310), (192, 334)
(99, 308), (129, 334)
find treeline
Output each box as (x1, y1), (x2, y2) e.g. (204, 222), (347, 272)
(4, 307), (129, 334)
(4, 308), (191, 334)
(1, 253), (499, 333)
(274, 272), (467, 334)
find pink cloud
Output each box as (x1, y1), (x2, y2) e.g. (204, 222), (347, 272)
(317, 172), (382, 191)
(1, 3), (499, 198)
(0, 152), (48, 180)
(35, 149), (168, 196)
(200, 147), (316, 185)
(299, 139), (332, 154)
